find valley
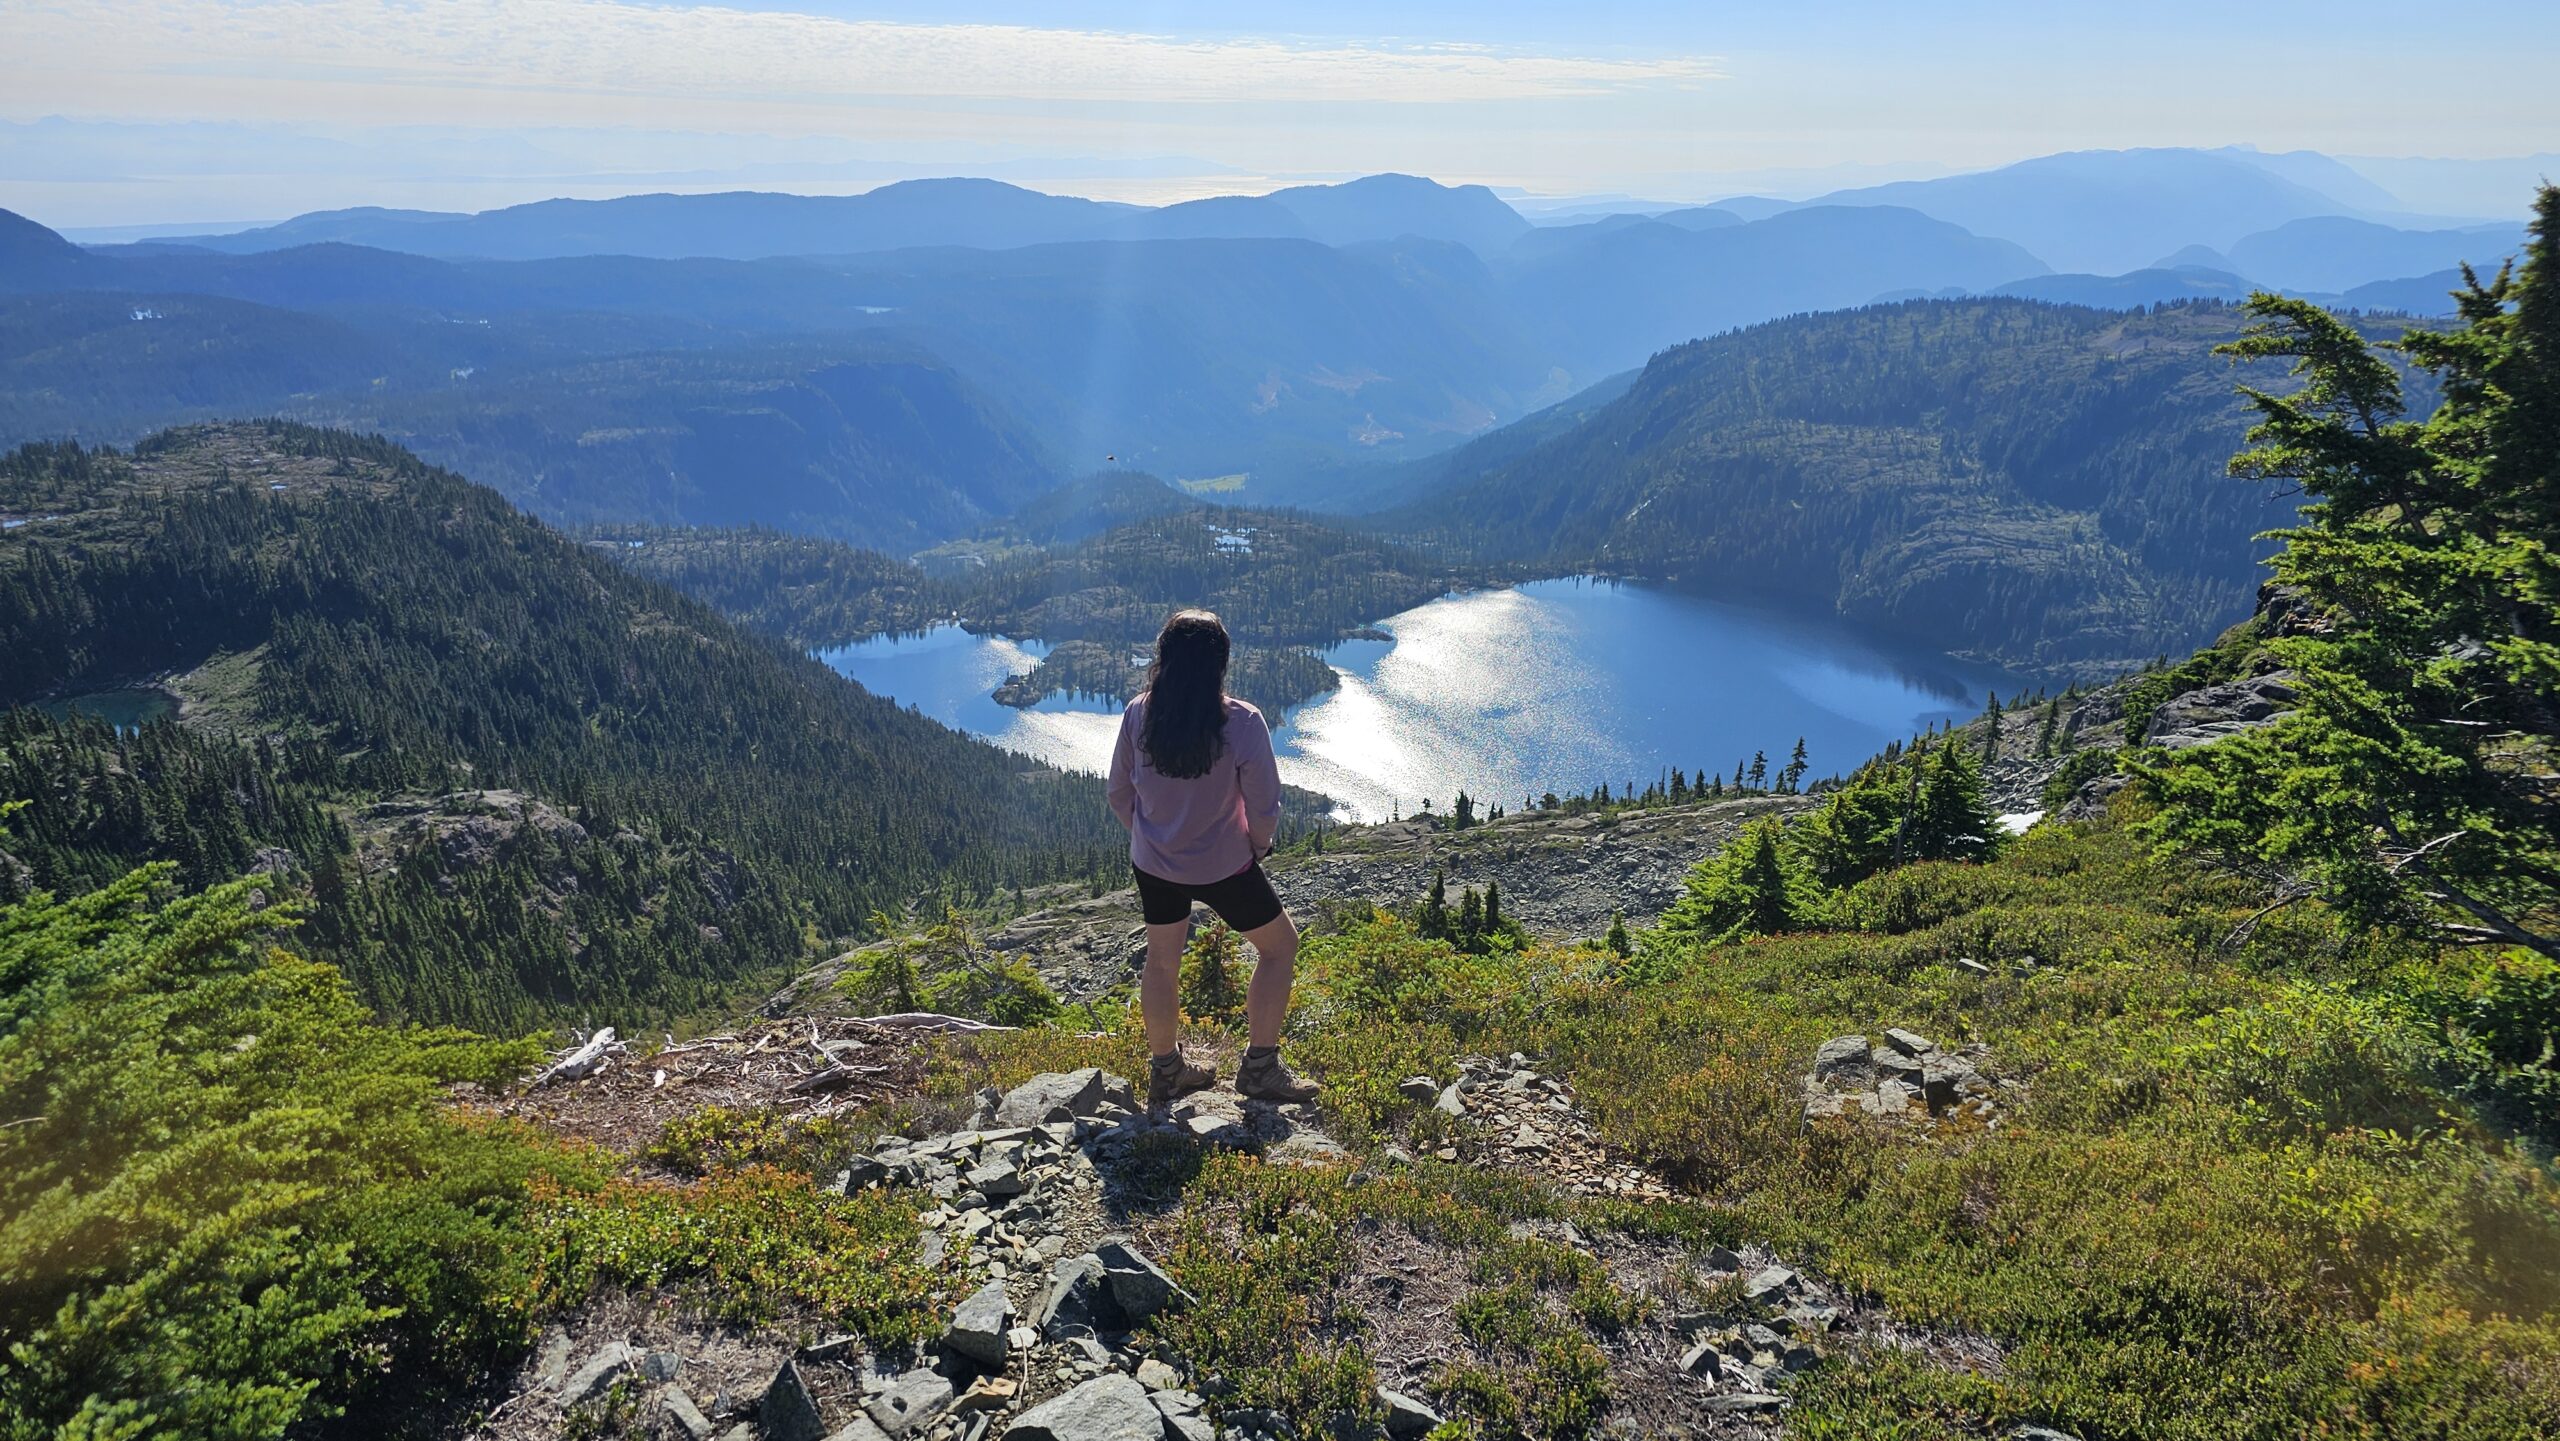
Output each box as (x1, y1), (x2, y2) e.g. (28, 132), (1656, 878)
(3, 101), (2558, 1441)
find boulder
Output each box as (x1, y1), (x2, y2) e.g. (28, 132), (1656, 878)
(1434, 1084), (1466, 1118)
(866, 1368), (957, 1437)
(1810, 1036), (1874, 1085)
(1920, 1054), (1978, 1109)
(1677, 1341), (1725, 1379)
(662, 1386), (717, 1441)
(1035, 1252), (1126, 1337)
(996, 1068), (1137, 1126)
(1377, 1388), (1444, 1438)
(1741, 1264), (1796, 1302)
(558, 1341), (634, 1407)
(1003, 1373), (1165, 1441)
(1881, 1028), (1937, 1057)
(1134, 1359), (1183, 1391)
(762, 1360), (828, 1441)
(947, 1279), (1015, 1368)
(1096, 1239), (1191, 1320)
(1397, 1076), (1441, 1104)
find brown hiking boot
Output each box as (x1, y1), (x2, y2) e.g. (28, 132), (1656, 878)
(1147, 1048), (1216, 1116)
(1235, 1047), (1320, 1105)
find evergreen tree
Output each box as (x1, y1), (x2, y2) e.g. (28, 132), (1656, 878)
(1602, 909), (1633, 958)
(2147, 187), (2560, 960)
(1658, 819), (1819, 943)
(1781, 737), (1809, 794)
(1419, 869), (1451, 940)
(1982, 692), (2005, 760)
(1747, 751), (1768, 789)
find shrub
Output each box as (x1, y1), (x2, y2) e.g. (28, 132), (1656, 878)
(0, 867), (572, 1441)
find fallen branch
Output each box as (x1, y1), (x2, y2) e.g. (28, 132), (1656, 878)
(529, 1027), (624, 1088)
(855, 1012), (1018, 1034)
(785, 1062), (893, 1095)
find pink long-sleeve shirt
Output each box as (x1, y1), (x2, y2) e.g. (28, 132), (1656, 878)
(1107, 694), (1282, 884)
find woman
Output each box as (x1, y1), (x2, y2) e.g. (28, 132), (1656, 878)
(1106, 609), (1320, 1114)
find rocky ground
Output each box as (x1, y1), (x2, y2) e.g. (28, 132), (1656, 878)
(478, 1044), (2026, 1441)
(770, 795), (1815, 1012)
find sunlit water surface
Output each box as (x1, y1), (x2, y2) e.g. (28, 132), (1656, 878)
(819, 579), (2015, 823)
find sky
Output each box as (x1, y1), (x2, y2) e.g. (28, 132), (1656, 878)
(5, 0), (2558, 228)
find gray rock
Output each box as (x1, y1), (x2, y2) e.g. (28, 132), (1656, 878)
(663, 1386), (717, 1441)
(1810, 1035), (1874, 1085)
(1875, 1078), (1921, 1114)
(1921, 1054), (1978, 1109)
(1700, 1244), (1743, 1272)
(1134, 1358), (1182, 1391)
(948, 1279), (1015, 1368)
(866, 1368), (957, 1437)
(639, 1349), (683, 1381)
(996, 1069), (1136, 1126)
(1677, 1341), (1724, 1379)
(968, 1161), (1028, 1199)
(1704, 1393), (1787, 1416)
(1881, 1027), (1937, 1057)
(1397, 1076), (1441, 1104)
(1158, 1413), (1214, 1441)
(1036, 1252), (1126, 1337)
(834, 1155), (891, 1192)
(1954, 957), (1994, 976)
(558, 1341), (634, 1408)
(1096, 1239), (1191, 1320)
(1378, 1387), (1443, 1438)
(1003, 1373), (1164, 1441)
(763, 1360), (828, 1441)
(534, 1331), (574, 1390)
(1434, 1084), (1466, 1117)
(828, 1419), (895, 1441)
(917, 1231), (950, 1268)
(1871, 1046), (1925, 1082)
(1742, 1265), (1797, 1302)
(2008, 1428), (2086, 1441)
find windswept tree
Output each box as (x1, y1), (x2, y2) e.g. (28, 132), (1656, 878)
(2144, 186), (2560, 960)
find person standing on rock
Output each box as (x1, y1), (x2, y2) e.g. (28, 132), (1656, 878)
(1107, 608), (1320, 1114)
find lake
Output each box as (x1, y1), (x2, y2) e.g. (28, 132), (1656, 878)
(819, 579), (2016, 823)
(35, 687), (177, 732)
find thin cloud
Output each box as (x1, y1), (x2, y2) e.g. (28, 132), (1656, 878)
(8, 1), (1723, 119)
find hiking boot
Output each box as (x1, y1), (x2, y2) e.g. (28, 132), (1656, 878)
(1235, 1047), (1320, 1105)
(1148, 1048), (1216, 1115)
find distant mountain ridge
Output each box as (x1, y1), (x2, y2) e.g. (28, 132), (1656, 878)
(120, 173), (1531, 263)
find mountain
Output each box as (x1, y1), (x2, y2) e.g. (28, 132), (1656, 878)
(1496, 206), (2048, 377)
(2341, 268), (2469, 316)
(2216, 215), (2530, 293)
(1989, 265), (2258, 308)
(1397, 298), (2324, 676)
(1779, 147), (2363, 273)
(0, 422), (1124, 1027)
(1254, 173), (1532, 256)
(0, 208), (95, 289)
(128, 174), (1534, 263)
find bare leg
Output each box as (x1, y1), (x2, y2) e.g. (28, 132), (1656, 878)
(1240, 910), (1300, 1050)
(1140, 918), (1190, 1057)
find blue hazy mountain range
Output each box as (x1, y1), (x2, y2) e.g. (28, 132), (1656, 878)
(0, 147), (2538, 546)
(133, 174), (1532, 263)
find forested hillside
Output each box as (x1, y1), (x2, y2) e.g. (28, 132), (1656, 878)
(0, 423), (1125, 1028)
(1402, 298), (2407, 677)
(608, 502), (1491, 714)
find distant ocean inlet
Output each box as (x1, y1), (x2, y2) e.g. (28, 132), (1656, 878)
(822, 578), (2017, 823)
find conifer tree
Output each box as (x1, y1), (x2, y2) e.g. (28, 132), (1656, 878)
(1419, 869), (1451, 940)
(2146, 186), (2560, 959)
(1747, 751), (1768, 789)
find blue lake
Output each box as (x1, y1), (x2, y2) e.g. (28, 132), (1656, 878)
(820, 579), (2016, 823)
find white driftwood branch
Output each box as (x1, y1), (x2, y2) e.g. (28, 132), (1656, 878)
(530, 1027), (624, 1088)
(855, 1011), (1018, 1034)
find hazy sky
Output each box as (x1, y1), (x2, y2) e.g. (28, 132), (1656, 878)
(6, 0), (2557, 226)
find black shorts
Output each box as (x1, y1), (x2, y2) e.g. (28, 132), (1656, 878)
(1132, 861), (1285, 932)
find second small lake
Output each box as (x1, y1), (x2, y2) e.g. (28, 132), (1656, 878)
(820, 579), (2017, 823)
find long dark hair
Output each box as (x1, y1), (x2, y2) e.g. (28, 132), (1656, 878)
(1140, 609), (1232, 779)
